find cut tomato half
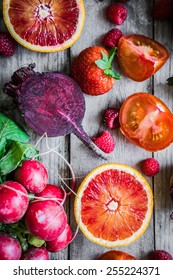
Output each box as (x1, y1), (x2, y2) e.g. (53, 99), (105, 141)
(119, 92), (173, 151)
(117, 34), (170, 82)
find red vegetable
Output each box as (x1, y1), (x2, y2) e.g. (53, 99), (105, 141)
(25, 199), (67, 241)
(37, 184), (64, 201)
(14, 159), (48, 193)
(46, 223), (72, 252)
(21, 246), (49, 260)
(0, 233), (22, 260)
(0, 181), (29, 223)
(3, 64), (106, 158)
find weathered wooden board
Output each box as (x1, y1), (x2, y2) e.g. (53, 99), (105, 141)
(0, 0), (173, 260)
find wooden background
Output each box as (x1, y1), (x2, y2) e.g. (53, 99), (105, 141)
(0, 0), (173, 260)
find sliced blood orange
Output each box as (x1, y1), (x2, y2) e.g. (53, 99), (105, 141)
(3, 0), (85, 52)
(74, 163), (153, 247)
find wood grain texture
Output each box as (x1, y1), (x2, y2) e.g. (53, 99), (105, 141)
(0, 0), (173, 260)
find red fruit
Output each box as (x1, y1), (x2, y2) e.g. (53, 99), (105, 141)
(148, 250), (173, 260)
(0, 32), (15, 56)
(102, 28), (122, 48)
(14, 159), (48, 193)
(71, 46), (121, 95)
(141, 158), (160, 177)
(92, 131), (115, 154)
(103, 108), (120, 129)
(106, 4), (127, 25)
(151, 0), (173, 20)
(21, 246), (49, 260)
(0, 181), (29, 224)
(0, 233), (22, 260)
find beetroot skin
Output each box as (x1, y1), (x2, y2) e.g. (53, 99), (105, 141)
(21, 246), (49, 260)
(14, 159), (48, 193)
(3, 64), (106, 158)
(25, 199), (67, 241)
(0, 181), (29, 223)
(0, 233), (22, 260)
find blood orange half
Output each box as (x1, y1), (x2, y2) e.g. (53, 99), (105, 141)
(74, 163), (153, 247)
(3, 0), (85, 52)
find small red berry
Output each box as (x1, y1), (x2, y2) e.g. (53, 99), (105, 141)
(148, 250), (173, 260)
(92, 131), (115, 154)
(0, 32), (15, 57)
(102, 28), (122, 48)
(141, 158), (160, 177)
(103, 108), (120, 129)
(106, 4), (127, 25)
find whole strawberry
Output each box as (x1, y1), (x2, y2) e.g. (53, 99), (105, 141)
(148, 250), (173, 260)
(102, 28), (122, 48)
(106, 4), (127, 25)
(71, 47), (121, 95)
(151, 0), (173, 19)
(0, 32), (15, 56)
(92, 131), (115, 154)
(141, 158), (160, 177)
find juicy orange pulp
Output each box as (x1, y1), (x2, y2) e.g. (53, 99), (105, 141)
(3, 0), (85, 52)
(74, 163), (153, 247)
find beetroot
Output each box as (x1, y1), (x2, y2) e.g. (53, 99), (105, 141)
(25, 199), (67, 241)
(3, 64), (106, 158)
(0, 233), (22, 260)
(37, 184), (64, 201)
(14, 159), (48, 193)
(21, 246), (49, 260)
(0, 181), (29, 223)
(46, 223), (72, 252)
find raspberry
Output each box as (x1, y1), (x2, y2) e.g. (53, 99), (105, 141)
(148, 250), (173, 260)
(92, 131), (115, 154)
(151, 0), (173, 20)
(0, 32), (15, 57)
(103, 108), (120, 129)
(106, 4), (127, 25)
(141, 158), (160, 177)
(102, 28), (122, 48)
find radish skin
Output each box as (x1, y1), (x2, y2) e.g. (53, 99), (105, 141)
(21, 246), (49, 260)
(25, 200), (67, 241)
(14, 159), (48, 193)
(0, 181), (29, 223)
(0, 233), (22, 260)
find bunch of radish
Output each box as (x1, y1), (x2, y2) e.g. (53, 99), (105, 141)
(0, 159), (74, 260)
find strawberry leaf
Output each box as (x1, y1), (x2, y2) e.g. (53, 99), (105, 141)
(104, 69), (121, 80)
(95, 60), (108, 70)
(109, 47), (117, 64)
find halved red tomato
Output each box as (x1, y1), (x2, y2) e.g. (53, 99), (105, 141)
(119, 92), (173, 151)
(117, 34), (170, 82)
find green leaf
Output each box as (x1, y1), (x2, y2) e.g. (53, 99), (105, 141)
(0, 138), (7, 159)
(0, 113), (29, 144)
(95, 59), (108, 70)
(167, 77), (173, 86)
(101, 50), (109, 62)
(28, 234), (45, 247)
(109, 47), (117, 64)
(104, 69), (121, 80)
(0, 141), (38, 175)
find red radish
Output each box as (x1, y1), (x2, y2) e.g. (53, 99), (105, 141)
(21, 246), (49, 260)
(37, 184), (64, 202)
(46, 223), (72, 252)
(25, 200), (67, 241)
(0, 233), (22, 260)
(0, 181), (29, 223)
(14, 159), (48, 193)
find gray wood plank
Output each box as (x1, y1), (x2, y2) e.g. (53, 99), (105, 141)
(69, 0), (155, 260)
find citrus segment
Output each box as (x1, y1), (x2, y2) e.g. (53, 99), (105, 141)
(3, 0), (85, 52)
(74, 163), (153, 247)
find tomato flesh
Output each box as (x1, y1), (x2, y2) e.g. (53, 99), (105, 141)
(119, 93), (173, 151)
(118, 35), (170, 82)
